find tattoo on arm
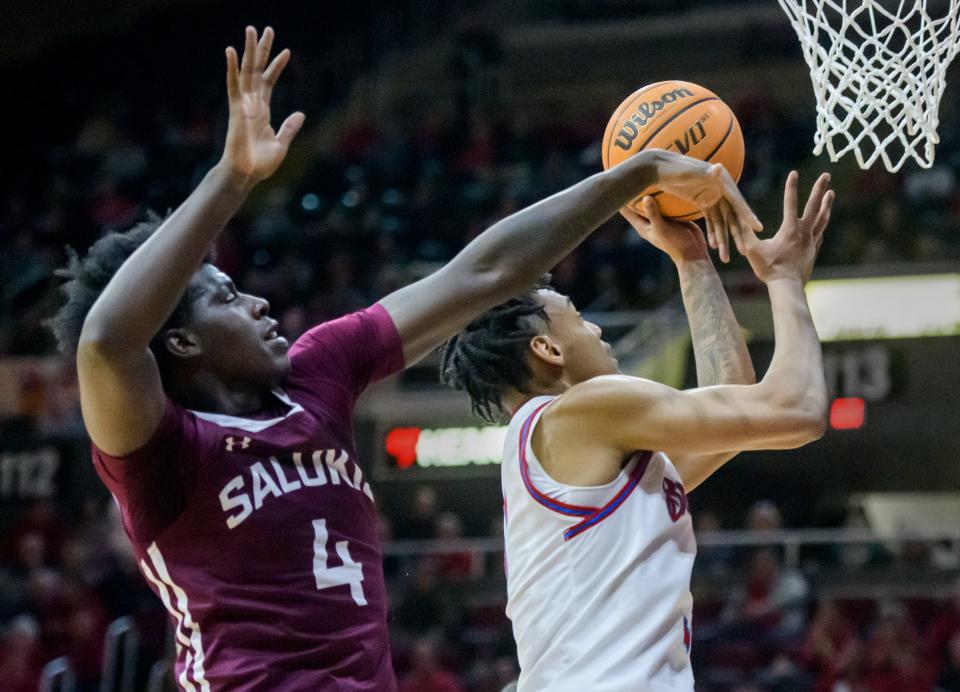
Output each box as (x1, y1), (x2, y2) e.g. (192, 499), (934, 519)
(679, 260), (755, 387)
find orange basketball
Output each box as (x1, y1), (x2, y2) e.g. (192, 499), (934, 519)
(601, 80), (745, 221)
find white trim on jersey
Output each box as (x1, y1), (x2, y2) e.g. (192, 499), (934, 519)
(140, 544), (211, 692)
(189, 387), (304, 432)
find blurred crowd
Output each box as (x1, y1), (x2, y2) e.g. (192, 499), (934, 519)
(4, 5), (960, 358)
(2, 491), (959, 691)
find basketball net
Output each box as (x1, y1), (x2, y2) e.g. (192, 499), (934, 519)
(778, 0), (960, 171)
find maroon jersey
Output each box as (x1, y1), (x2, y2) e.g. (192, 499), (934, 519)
(92, 304), (404, 691)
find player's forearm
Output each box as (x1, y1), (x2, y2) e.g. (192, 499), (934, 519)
(81, 164), (252, 355)
(676, 258), (755, 387)
(453, 150), (663, 297)
(760, 277), (828, 425)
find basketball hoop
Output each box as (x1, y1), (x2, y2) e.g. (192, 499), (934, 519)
(778, 0), (960, 171)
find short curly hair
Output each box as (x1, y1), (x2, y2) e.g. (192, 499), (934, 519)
(440, 280), (551, 423)
(47, 213), (210, 376)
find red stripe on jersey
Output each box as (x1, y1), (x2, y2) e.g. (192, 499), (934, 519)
(563, 451), (653, 541)
(517, 401), (596, 517)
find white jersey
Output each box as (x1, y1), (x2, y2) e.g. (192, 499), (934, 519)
(501, 396), (697, 692)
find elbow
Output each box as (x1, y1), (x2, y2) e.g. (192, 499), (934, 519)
(798, 409), (828, 444)
(786, 396), (829, 446)
(465, 260), (535, 303)
(762, 375), (828, 446)
(77, 322), (108, 355)
(77, 320), (138, 363)
(76, 329), (114, 366)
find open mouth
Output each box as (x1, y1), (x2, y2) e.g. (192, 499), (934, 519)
(263, 321), (286, 345)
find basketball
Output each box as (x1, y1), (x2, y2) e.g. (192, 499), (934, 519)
(601, 80), (745, 221)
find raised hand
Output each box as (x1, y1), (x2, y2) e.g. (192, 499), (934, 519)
(732, 171), (834, 284)
(650, 150), (763, 264)
(222, 26), (305, 185)
(621, 197), (708, 265)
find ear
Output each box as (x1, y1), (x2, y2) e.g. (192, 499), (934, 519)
(164, 328), (202, 359)
(529, 334), (564, 368)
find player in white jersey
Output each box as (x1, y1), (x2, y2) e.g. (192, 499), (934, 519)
(441, 171), (835, 691)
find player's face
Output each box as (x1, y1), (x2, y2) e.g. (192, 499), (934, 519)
(538, 290), (619, 382)
(176, 265), (291, 389)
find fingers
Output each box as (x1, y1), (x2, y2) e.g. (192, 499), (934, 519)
(813, 189), (835, 245)
(705, 215), (717, 250)
(620, 207), (650, 237)
(255, 27), (275, 72)
(240, 25), (257, 91)
(728, 211), (758, 256)
(233, 25), (291, 106)
(802, 172), (832, 222)
(782, 170), (799, 221)
(225, 47), (240, 102)
(719, 167), (762, 233)
(276, 111), (306, 148)
(719, 197), (741, 263)
(706, 205), (728, 262)
(642, 196), (665, 225)
(263, 48), (292, 91)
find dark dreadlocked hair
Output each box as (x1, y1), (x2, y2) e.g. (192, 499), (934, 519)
(46, 212), (211, 379)
(440, 278), (552, 423)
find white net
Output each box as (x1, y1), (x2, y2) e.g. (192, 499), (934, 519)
(778, 0), (960, 171)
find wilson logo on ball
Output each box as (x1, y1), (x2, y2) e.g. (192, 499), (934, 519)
(614, 87), (695, 150)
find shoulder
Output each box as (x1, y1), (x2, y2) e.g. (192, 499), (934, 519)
(546, 375), (663, 422)
(289, 304), (403, 382)
(92, 397), (200, 467)
(290, 304), (391, 354)
(539, 375), (671, 459)
(90, 397), (205, 544)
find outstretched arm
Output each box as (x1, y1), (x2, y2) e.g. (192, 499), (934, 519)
(622, 198), (755, 490)
(77, 27), (303, 456)
(540, 172), (833, 487)
(381, 150), (762, 366)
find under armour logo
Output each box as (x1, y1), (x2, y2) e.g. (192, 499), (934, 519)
(225, 436), (251, 452)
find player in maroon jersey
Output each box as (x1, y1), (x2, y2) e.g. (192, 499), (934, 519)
(48, 26), (760, 691)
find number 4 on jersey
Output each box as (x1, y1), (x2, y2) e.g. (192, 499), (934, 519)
(312, 519), (367, 606)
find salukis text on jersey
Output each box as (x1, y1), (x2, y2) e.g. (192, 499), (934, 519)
(219, 446), (374, 529)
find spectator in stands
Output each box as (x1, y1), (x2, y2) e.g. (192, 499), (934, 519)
(833, 506), (892, 570)
(720, 548), (809, 645)
(746, 499), (782, 532)
(740, 499), (786, 565)
(693, 510), (734, 577)
(396, 485), (440, 540)
(927, 577), (960, 674)
(393, 558), (450, 638)
(937, 631), (960, 692)
(862, 600), (936, 692)
(5, 500), (64, 566)
(0, 615), (42, 692)
(398, 637), (463, 692)
(60, 577), (108, 689)
(377, 511), (402, 580)
(462, 654), (520, 692)
(798, 600), (861, 692)
(432, 512), (479, 583)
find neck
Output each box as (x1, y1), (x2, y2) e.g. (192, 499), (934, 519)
(503, 379), (568, 417)
(169, 371), (274, 415)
